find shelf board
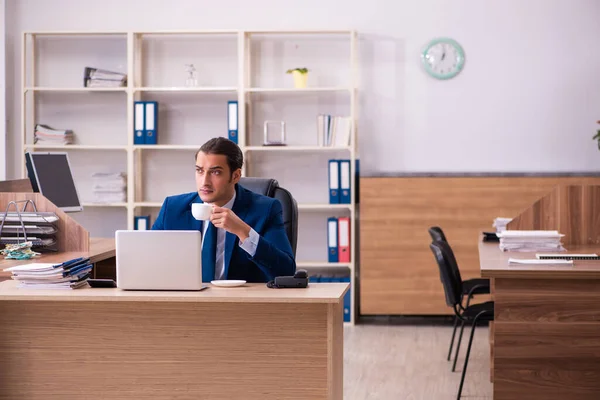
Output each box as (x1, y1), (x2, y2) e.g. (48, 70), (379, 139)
(298, 203), (351, 211)
(82, 202), (128, 208)
(244, 146), (351, 152)
(24, 87), (127, 93)
(246, 29), (355, 35)
(133, 145), (200, 150)
(26, 31), (128, 36)
(133, 203), (350, 211)
(297, 262), (351, 269)
(25, 144), (128, 151)
(134, 87), (238, 93)
(134, 202), (163, 208)
(134, 29), (240, 35)
(246, 87), (351, 93)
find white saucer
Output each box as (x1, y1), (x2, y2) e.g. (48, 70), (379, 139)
(211, 280), (246, 287)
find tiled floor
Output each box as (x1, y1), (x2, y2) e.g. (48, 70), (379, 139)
(344, 324), (493, 399)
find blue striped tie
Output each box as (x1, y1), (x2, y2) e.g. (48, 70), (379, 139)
(201, 222), (217, 282)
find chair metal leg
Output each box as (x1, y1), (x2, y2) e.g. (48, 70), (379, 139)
(452, 320), (466, 372)
(447, 316), (459, 361)
(457, 315), (481, 400)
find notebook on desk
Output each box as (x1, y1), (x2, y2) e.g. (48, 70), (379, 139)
(115, 230), (205, 291)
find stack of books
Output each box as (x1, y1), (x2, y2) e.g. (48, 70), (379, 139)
(84, 67), (127, 88)
(497, 230), (565, 252)
(34, 124), (74, 145)
(90, 172), (126, 204)
(3, 257), (92, 289)
(317, 115), (352, 147)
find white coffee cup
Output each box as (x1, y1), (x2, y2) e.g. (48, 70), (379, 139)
(191, 203), (213, 220)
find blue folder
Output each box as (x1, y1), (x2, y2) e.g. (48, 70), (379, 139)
(328, 160), (340, 204)
(144, 101), (158, 144)
(134, 101), (145, 145)
(339, 159), (351, 204)
(328, 217), (339, 263)
(228, 101), (238, 144)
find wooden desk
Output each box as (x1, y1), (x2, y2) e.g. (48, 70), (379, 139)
(0, 281), (348, 400)
(480, 241), (600, 400)
(0, 238), (115, 280)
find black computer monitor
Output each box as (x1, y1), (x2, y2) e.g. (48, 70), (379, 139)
(25, 152), (83, 212)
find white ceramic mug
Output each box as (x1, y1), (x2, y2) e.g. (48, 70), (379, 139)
(191, 203), (213, 220)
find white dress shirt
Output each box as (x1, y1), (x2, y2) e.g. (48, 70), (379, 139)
(202, 190), (259, 280)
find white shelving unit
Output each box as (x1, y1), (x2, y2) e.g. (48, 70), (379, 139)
(21, 30), (358, 323)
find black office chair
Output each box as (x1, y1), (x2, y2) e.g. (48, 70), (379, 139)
(239, 177), (298, 257)
(429, 240), (494, 400)
(428, 227), (490, 367)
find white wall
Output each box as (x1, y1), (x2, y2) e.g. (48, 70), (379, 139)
(4, 0), (600, 176)
(0, 0), (5, 180)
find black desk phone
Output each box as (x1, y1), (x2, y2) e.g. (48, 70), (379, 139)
(267, 269), (308, 289)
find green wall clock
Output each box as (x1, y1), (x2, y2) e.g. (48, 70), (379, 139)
(421, 38), (465, 80)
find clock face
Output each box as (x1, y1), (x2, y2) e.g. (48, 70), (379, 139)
(421, 38), (465, 80)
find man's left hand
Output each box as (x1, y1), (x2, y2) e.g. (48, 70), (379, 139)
(210, 206), (251, 242)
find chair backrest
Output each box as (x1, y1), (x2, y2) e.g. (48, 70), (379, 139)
(428, 226), (448, 243)
(429, 240), (463, 308)
(239, 177), (298, 257)
(428, 226), (463, 283)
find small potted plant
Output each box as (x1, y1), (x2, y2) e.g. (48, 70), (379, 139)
(286, 68), (309, 88)
(594, 120), (600, 150)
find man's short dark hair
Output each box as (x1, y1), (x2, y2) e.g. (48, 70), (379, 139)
(196, 137), (243, 175)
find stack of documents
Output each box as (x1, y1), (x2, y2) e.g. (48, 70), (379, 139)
(0, 212), (59, 252)
(90, 172), (126, 203)
(3, 258), (92, 289)
(493, 217), (512, 233)
(84, 67), (127, 88)
(34, 124), (74, 145)
(508, 258), (573, 266)
(317, 115), (352, 147)
(497, 230), (565, 252)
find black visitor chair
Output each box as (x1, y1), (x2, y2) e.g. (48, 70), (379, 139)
(429, 240), (494, 400)
(428, 226), (490, 368)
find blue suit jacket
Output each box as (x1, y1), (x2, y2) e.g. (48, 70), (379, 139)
(151, 184), (296, 283)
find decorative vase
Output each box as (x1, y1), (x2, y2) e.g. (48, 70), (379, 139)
(292, 71), (308, 88)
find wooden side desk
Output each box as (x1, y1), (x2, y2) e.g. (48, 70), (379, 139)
(0, 238), (115, 281)
(480, 240), (600, 400)
(0, 281), (348, 400)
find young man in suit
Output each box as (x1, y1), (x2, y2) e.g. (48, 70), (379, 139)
(152, 137), (296, 283)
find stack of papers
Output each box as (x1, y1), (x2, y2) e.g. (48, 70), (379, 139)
(84, 67), (127, 88)
(89, 172), (126, 204)
(34, 124), (74, 145)
(493, 217), (512, 233)
(497, 230), (565, 252)
(508, 258), (573, 266)
(3, 258), (92, 289)
(0, 212), (60, 252)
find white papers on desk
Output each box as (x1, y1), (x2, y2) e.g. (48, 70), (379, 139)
(3, 263), (59, 272)
(0, 212), (59, 224)
(493, 217), (512, 233)
(17, 281), (88, 289)
(497, 230), (565, 252)
(508, 258), (573, 266)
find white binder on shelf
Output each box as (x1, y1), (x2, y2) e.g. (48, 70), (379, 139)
(134, 102), (145, 145)
(339, 159), (351, 204)
(328, 159), (340, 204)
(228, 101), (238, 144)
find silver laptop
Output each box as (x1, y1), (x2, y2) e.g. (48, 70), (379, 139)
(115, 230), (204, 291)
